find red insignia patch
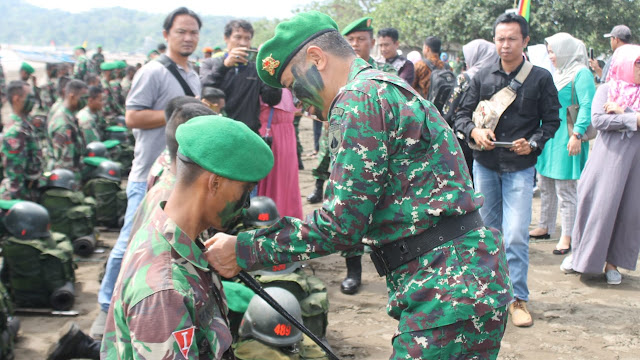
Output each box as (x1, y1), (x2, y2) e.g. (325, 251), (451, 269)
(172, 326), (195, 358)
(6, 138), (20, 150)
(257, 213), (270, 221)
(262, 54), (280, 76)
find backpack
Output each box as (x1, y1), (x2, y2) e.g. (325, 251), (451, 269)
(425, 60), (457, 115)
(83, 178), (127, 228)
(1, 232), (76, 310)
(39, 189), (97, 243)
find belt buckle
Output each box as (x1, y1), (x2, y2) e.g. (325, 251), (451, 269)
(370, 247), (389, 277)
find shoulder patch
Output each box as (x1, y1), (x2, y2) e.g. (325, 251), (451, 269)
(328, 121), (343, 156)
(172, 326), (195, 358)
(330, 107), (345, 117)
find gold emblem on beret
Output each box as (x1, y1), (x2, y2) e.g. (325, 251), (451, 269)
(366, 19), (372, 27)
(262, 54), (280, 76)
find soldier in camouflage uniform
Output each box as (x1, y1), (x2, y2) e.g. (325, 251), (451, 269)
(90, 101), (214, 339)
(207, 12), (513, 359)
(73, 46), (94, 80)
(40, 63), (59, 111)
(101, 115), (273, 359)
(47, 80), (88, 178)
(99, 62), (124, 124)
(92, 45), (105, 72)
(120, 65), (136, 101)
(76, 86), (105, 143)
(0, 51), (6, 131)
(0, 81), (44, 201)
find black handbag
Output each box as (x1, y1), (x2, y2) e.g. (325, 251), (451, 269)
(566, 78), (597, 141)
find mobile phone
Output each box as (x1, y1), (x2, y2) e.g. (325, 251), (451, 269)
(492, 141), (514, 148)
(246, 49), (259, 63)
(589, 48), (594, 60)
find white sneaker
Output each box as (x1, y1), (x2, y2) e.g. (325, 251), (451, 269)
(605, 269), (622, 285)
(560, 255), (575, 274)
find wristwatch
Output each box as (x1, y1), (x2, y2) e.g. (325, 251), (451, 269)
(573, 132), (583, 140)
(528, 140), (538, 151)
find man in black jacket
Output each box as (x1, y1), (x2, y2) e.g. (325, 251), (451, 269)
(200, 19), (281, 132)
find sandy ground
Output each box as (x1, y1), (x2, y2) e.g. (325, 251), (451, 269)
(2, 75), (639, 359)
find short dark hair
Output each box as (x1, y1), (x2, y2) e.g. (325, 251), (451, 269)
(157, 43), (167, 51)
(201, 87), (225, 103)
(88, 85), (102, 99)
(224, 19), (254, 38)
(84, 73), (99, 84)
(65, 79), (88, 97)
(166, 103), (215, 162)
(163, 7), (202, 33)
(377, 28), (399, 42)
(164, 96), (202, 124)
(176, 157), (206, 186)
(7, 80), (28, 100)
(46, 63), (57, 72)
(493, 13), (529, 39)
(424, 36), (442, 54)
(57, 76), (71, 97)
(126, 66), (136, 75)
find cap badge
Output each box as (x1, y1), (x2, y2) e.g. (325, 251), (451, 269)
(366, 19), (372, 27)
(262, 54), (280, 76)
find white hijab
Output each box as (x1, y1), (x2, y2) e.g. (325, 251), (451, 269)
(545, 32), (589, 90)
(463, 39), (499, 79)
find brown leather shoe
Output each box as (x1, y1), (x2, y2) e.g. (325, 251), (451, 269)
(509, 299), (533, 327)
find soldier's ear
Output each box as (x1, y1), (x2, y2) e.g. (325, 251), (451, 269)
(307, 46), (327, 71)
(208, 173), (220, 195)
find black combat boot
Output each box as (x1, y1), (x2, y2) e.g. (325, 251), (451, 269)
(340, 256), (362, 295)
(306, 179), (324, 204)
(47, 322), (101, 360)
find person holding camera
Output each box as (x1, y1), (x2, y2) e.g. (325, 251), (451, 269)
(200, 19), (282, 134)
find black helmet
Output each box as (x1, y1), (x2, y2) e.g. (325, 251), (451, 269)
(3, 201), (51, 239)
(47, 169), (78, 191)
(243, 196), (280, 229)
(92, 160), (121, 181)
(86, 141), (108, 158)
(239, 287), (303, 347)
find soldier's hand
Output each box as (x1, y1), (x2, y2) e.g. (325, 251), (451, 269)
(204, 233), (241, 278)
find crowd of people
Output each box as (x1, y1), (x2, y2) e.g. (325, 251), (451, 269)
(0, 4), (639, 360)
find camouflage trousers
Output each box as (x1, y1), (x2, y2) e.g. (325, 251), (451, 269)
(311, 127), (331, 181)
(390, 305), (508, 360)
(340, 244), (364, 258)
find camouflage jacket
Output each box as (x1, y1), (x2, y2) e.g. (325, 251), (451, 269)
(121, 77), (132, 101)
(101, 77), (124, 120)
(76, 106), (102, 143)
(129, 169), (176, 242)
(236, 58), (512, 333)
(102, 202), (233, 359)
(366, 56), (396, 74)
(0, 62), (5, 108)
(73, 56), (94, 80)
(146, 148), (171, 191)
(0, 114), (44, 200)
(40, 79), (58, 111)
(47, 106), (85, 174)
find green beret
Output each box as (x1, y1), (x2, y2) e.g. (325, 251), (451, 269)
(73, 45), (85, 51)
(21, 62), (35, 75)
(100, 61), (117, 71)
(97, 44), (103, 48)
(102, 139), (121, 149)
(0, 199), (23, 211)
(147, 49), (160, 57)
(115, 60), (127, 69)
(83, 156), (110, 167)
(341, 17), (374, 36)
(176, 115), (274, 182)
(106, 126), (127, 132)
(256, 11), (339, 89)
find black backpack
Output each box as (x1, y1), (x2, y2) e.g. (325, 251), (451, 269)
(425, 60), (457, 115)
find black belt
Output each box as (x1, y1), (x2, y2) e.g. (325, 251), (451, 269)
(370, 211), (484, 276)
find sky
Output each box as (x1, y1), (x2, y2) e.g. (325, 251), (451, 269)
(25, 0), (315, 19)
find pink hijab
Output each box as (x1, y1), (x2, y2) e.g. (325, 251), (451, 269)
(607, 44), (640, 111)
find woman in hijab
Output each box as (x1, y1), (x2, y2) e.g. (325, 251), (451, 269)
(447, 39), (499, 178)
(530, 33), (595, 255)
(562, 44), (640, 284)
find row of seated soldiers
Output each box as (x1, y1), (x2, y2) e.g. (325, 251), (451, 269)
(0, 195), (331, 360)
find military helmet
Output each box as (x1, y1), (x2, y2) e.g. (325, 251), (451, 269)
(47, 169), (78, 191)
(92, 160), (122, 181)
(243, 196), (280, 229)
(3, 201), (51, 240)
(114, 115), (126, 127)
(86, 141), (108, 158)
(252, 262), (302, 277)
(239, 287), (303, 348)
